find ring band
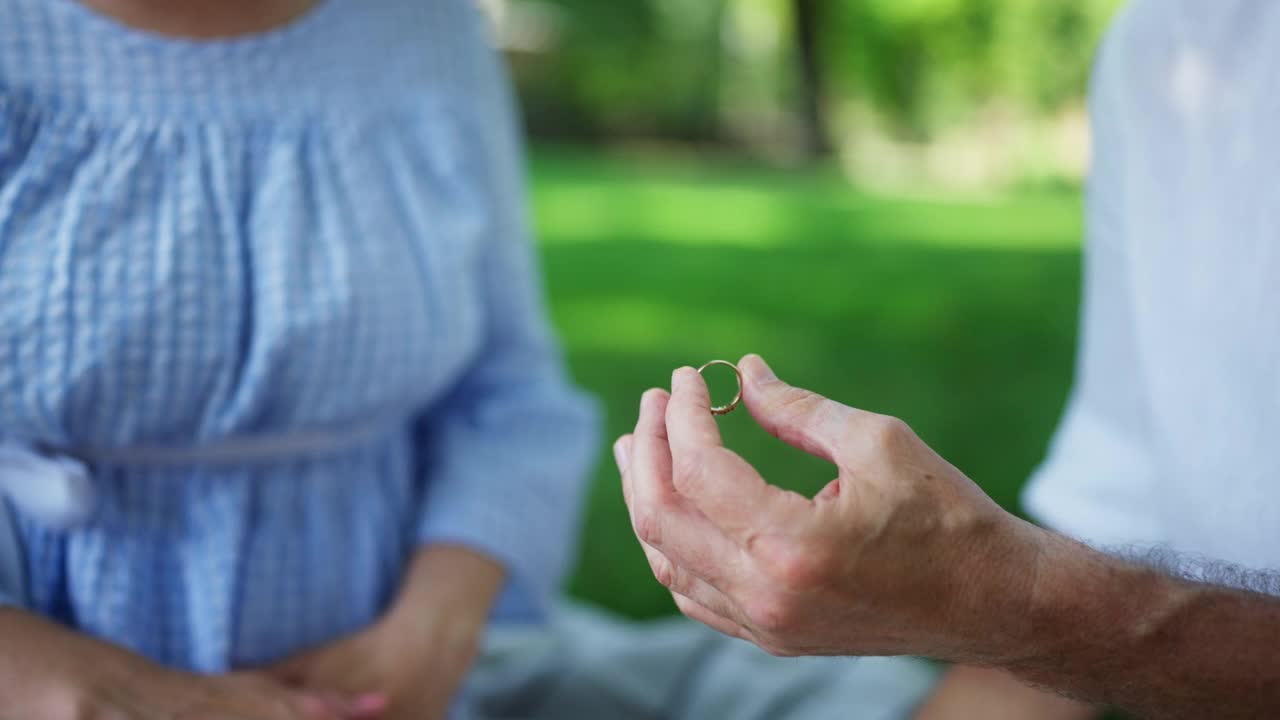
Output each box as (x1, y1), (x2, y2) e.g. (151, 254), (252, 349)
(697, 360), (743, 416)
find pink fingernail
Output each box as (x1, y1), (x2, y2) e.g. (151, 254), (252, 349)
(613, 438), (630, 469)
(350, 693), (390, 718)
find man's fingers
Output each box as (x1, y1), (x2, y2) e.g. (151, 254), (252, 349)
(629, 468), (744, 587)
(632, 388), (672, 486)
(671, 444), (808, 541)
(615, 434), (635, 507)
(628, 389), (675, 535)
(672, 592), (753, 643)
(639, 541), (742, 619)
(627, 389), (747, 586)
(660, 363), (809, 543)
(667, 367), (723, 458)
(739, 354), (862, 464)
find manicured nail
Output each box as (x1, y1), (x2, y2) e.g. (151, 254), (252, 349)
(344, 693), (390, 718)
(355, 693), (390, 711)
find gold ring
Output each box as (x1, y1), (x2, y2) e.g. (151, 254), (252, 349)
(697, 360), (743, 416)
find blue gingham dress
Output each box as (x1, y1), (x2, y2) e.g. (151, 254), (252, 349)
(0, 0), (597, 673)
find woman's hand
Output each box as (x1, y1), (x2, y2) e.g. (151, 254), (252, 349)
(262, 546), (506, 720)
(0, 608), (364, 720)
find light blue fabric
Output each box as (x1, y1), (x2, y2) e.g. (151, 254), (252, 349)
(0, 0), (598, 673)
(470, 602), (939, 720)
(0, 503), (24, 610)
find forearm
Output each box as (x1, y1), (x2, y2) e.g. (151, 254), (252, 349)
(997, 531), (1280, 719)
(0, 608), (158, 717)
(388, 545), (506, 647)
(1, 609), (101, 690)
(416, 380), (597, 612)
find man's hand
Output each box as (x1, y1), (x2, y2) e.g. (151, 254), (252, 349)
(261, 545), (505, 720)
(618, 355), (1280, 720)
(615, 354), (1047, 662)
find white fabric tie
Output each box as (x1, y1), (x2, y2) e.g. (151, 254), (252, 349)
(0, 443), (95, 529)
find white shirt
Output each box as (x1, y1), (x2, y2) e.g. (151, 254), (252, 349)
(1023, 0), (1280, 571)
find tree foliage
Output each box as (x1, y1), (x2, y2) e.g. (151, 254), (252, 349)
(835, 0), (1121, 136)
(517, 0), (1125, 146)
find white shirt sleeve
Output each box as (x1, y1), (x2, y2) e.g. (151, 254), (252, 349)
(1021, 11), (1165, 549)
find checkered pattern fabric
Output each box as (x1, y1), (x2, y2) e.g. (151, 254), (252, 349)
(0, 0), (597, 672)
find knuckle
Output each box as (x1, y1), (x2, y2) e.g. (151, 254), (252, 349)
(869, 414), (910, 448)
(633, 510), (663, 547)
(754, 534), (833, 591)
(670, 449), (704, 495)
(651, 556), (676, 589)
(772, 547), (831, 591)
(744, 593), (799, 635)
(663, 563), (694, 595)
(673, 446), (729, 497)
(773, 386), (823, 422)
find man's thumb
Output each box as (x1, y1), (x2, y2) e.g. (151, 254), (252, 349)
(739, 354), (850, 464)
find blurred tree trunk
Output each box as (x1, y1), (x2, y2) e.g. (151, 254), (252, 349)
(696, 0), (729, 143)
(793, 0), (832, 158)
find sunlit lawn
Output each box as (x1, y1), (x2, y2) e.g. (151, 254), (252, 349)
(532, 146), (1085, 620)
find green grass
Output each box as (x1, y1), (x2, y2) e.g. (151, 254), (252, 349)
(532, 146), (1085, 620)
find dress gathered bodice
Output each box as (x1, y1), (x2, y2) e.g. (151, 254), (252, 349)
(0, 0), (598, 673)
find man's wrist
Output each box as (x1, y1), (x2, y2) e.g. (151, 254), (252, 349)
(1001, 531), (1189, 689)
(1013, 540), (1280, 716)
(936, 515), (1057, 667)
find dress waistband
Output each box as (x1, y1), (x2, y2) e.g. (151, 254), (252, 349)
(0, 415), (410, 529)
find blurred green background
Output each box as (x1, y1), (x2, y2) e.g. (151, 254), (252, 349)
(486, 0), (1126, 619)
